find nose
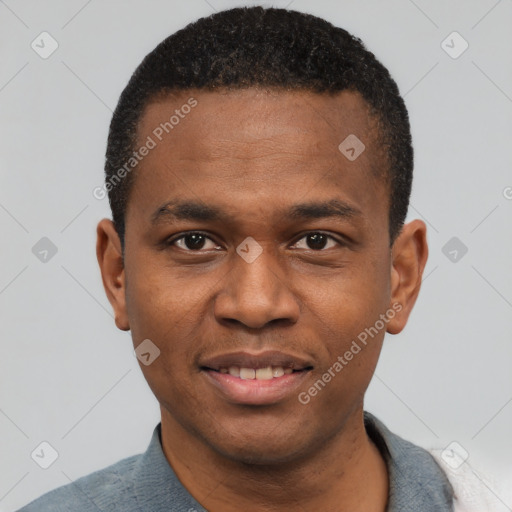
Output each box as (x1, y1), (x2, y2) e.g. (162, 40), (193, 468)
(214, 244), (300, 330)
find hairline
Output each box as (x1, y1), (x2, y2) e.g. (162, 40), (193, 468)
(120, 85), (393, 251)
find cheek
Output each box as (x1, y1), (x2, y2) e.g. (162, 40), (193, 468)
(305, 249), (391, 394)
(125, 264), (202, 408)
(123, 263), (210, 406)
(302, 283), (387, 417)
(319, 255), (390, 334)
(125, 256), (205, 341)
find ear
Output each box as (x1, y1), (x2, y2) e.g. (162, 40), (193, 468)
(96, 219), (130, 331)
(386, 219), (428, 335)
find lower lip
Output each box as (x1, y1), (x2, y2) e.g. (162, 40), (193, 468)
(202, 369), (311, 405)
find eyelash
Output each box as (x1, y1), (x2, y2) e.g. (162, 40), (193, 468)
(166, 231), (344, 252)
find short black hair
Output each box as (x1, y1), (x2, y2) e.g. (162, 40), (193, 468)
(105, 6), (413, 248)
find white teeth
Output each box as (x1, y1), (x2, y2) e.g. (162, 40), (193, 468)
(240, 368), (256, 380)
(272, 367), (285, 377)
(221, 366), (294, 379)
(255, 367), (273, 380)
(228, 366), (240, 377)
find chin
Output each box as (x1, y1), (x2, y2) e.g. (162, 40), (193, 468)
(207, 429), (316, 466)
(222, 445), (303, 466)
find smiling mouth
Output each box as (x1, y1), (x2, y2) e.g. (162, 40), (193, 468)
(199, 350), (314, 379)
(198, 350), (314, 404)
(203, 365), (312, 380)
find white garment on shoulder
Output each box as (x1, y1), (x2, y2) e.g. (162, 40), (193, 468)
(429, 449), (512, 512)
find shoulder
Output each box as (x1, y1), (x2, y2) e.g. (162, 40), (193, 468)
(428, 449), (512, 512)
(364, 412), (454, 509)
(16, 453), (141, 512)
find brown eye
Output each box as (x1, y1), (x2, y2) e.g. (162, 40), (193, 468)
(169, 232), (220, 251)
(293, 232), (339, 251)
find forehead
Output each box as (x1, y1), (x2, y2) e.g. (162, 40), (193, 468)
(137, 88), (379, 164)
(129, 88), (388, 226)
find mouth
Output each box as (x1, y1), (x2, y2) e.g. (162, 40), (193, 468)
(208, 365), (300, 379)
(199, 350), (313, 405)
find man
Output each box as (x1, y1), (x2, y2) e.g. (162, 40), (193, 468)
(17, 6), (505, 512)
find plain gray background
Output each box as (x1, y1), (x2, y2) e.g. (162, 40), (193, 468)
(1, 0), (511, 510)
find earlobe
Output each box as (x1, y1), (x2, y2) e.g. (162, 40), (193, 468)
(96, 219), (130, 331)
(386, 220), (428, 335)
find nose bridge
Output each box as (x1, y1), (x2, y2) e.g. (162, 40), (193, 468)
(214, 239), (299, 329)
(236, 240), (280, 299)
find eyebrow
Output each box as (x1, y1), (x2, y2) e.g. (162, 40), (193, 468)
(151, 198), (363, 225)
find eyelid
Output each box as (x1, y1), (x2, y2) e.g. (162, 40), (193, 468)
(290, 231), (346, 249)
(166, 230), (346, 251)
(166, 231), (220, 250)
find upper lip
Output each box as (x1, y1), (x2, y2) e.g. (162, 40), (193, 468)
(200, 350), (314, 371)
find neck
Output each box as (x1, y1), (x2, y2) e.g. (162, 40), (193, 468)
(160, 407), (389, 512)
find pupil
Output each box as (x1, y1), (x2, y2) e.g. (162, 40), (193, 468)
(308, 233), (327, 250)
(186, 234), (205, 250)
(183, 234), (327, 250)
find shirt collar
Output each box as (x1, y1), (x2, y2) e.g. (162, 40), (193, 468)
(132, 413), (454, 511)
(132, 423), (207, 511)
(364, 411), (454, 511)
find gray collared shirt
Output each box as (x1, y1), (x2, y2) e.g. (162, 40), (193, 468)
(17, 411), (454, 511)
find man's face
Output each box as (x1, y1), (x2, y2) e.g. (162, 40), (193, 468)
(120, 88), (395, 463)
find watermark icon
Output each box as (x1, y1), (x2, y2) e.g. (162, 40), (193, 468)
(134, 339), (161, 366)
(441, 31), (469, 60)
(441, 441), (469, 470)
(32, 237), (58, 263)
(236, 236), (263, 263)
(31, 441), (59, 469)
(503, 186), (512, 200)
(93, 97), (198, 200)
(442, 236), (468, 263)
(31, 32), (59, 59)
(338, 134), (365, 161)
(298, 302), (402, 405)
